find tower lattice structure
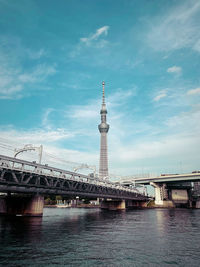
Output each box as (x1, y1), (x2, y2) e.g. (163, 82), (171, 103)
(98, 81), (109, 179)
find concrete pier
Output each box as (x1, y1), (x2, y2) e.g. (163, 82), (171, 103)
(150, 182), (192, 208)
(126, 200), (148, 208)
(101, 199), (148, 210)
(196, 200), (200, 208)
(101, 199), (126, 210)
(0, 194), (44, 216)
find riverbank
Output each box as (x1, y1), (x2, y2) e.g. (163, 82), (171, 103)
(44, 204), (100, 208)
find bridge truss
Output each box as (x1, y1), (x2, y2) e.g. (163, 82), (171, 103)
(0, 155), (147, 201)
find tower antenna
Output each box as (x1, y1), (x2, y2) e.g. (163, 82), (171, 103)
(102, 81), (105, 104)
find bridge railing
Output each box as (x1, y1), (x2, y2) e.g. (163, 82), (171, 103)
(0, 154), (140, 194)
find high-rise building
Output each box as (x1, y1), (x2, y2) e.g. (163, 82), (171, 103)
(98, 81), (109, 179)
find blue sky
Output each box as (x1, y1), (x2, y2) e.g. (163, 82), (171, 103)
(0, 0), (200, 177)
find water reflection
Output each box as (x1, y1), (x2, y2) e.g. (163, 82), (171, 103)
(155, 208), (200, 236)
(0, 208), (200, 266)
(0, 216), (42, 242)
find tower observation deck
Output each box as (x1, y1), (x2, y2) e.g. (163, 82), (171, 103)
(98, 81), (109, 179)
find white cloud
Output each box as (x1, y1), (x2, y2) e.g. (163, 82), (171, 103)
(42, 108), (55, 128)
(0, 64), (56, 99)
(147, 1), (200, 52)
(80, 26), (109, 46)
(165, 107), (200, 134)
(0, 65), (23, 99)
(18, 64), (56, 83)
(69, 26), (110, 58)
(109, 132), (200, 175)
(68, 105), (99, 120)
(107, 88), (135, 106)
(193, 38), (200, 52)
(187, 87), (200, 95)
(0, 84), (22, 97)
(167, 66), (182, 75)
(109, 106), (200, 175)
(153, 91), (167, 102)
(0, 128), (73, 144)
(0, 36), (55, 99)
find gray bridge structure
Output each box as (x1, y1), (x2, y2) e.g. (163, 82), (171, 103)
(0, 154), (148, 216)
(121, 173), (200, 208)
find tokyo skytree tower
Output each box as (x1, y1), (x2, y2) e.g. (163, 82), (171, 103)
(98, 81), (109, 179)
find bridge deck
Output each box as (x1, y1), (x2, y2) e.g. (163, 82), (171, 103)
(121, 173), (200, 185)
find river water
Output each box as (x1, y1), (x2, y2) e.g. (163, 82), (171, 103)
(0, 208), (200, 266)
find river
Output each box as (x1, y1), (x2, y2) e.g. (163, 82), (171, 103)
(0, 208), (200, 266)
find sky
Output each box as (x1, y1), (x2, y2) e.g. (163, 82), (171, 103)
(0, 0), (200, 178)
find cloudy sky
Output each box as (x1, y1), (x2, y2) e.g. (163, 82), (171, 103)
(0, 0), (200, 177)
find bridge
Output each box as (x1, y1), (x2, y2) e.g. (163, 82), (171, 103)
(0, 154), (148, 216)
(120, 173), (200, 208)
(121, 173), (200, 185)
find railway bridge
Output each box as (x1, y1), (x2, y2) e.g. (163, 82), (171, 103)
(0, 155), (148, 216)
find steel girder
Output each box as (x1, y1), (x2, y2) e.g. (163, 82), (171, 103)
(0, 168), (147, 200)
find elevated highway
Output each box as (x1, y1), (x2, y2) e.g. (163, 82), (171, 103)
(121, 173), (200, 185)
(120, 173), (200, 208)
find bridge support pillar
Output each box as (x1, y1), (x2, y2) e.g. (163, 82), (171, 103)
(150, 182), (192, 208)
(151, 182), (166, 205)
(150, 182), (174, 207)
(196, 200), (200, 208)
(101, 199), (126, 211)
(126, 200), (148, 208)
(0, 194), (44, 216)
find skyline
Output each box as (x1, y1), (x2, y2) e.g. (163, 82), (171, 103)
(0, 0), (200, 176)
